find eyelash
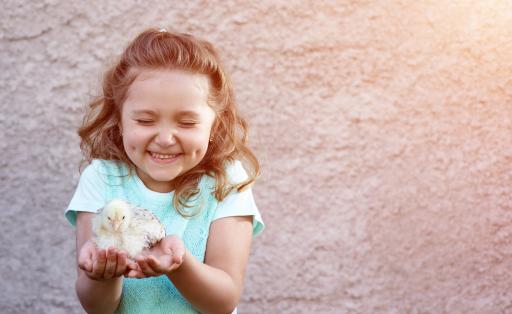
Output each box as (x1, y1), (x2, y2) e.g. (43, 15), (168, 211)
(134, 119), (197, 127)
(135, 119), (154, 125)
(179, 121), (198, 127)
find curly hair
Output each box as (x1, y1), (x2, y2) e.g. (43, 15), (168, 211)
(78, 28), (260, 217)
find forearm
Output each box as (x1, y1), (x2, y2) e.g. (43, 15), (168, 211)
(168, 250), (240, 314)
(76, 272), (123, 314)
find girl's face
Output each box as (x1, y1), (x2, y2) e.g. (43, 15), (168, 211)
(120, 69), (216, 193)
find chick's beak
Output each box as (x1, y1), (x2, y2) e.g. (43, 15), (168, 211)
(112, 219), (121, 231)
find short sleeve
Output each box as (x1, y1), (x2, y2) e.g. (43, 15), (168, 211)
(213, 161), (264, 237)
(64, 160), (107, 226)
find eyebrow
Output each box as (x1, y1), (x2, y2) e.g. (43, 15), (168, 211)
(131, 110), (157, 115)
(130, 109), (201, 118)
(175, 110), (201, 119)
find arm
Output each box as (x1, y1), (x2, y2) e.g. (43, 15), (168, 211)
(131, 216), (254, 314)
(169, 216), (253, 314)
(75, 212), (127, 314)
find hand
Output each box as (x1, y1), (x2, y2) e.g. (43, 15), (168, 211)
(126, 235), (185, 279)
(78, 240), (137, 281)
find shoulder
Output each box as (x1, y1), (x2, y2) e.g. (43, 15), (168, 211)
(78, 159), (106, 186)
(224, 160), (249, 185)
(80, 159), (132, 185)
(75, 159), (132, 198)
(65, 159), (129, 226)
(89, 159), (130, 176)
(212, 160), (264, 236)
(200, 160), (249, 191)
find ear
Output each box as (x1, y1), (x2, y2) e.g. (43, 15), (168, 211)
(209, 121), (219, 144)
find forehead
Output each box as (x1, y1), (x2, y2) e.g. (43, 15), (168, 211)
(124, 69), (210, 109)
(134, 69), (209, 90)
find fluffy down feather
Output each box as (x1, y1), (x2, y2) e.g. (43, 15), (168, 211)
(92, 199), (166, 258)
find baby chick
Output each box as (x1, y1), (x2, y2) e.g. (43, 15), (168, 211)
(92, 199), (166, 258)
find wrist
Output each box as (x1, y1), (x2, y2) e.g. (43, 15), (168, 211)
(81, 271), (123, 284)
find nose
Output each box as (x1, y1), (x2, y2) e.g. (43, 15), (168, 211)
(155, 126), (176, 146)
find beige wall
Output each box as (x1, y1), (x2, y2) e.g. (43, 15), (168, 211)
(2, 1), (512, 313)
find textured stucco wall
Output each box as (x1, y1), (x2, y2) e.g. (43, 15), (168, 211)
(3, 0), (512, 313)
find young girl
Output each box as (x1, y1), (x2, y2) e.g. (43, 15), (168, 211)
(65, 28), (264, 314)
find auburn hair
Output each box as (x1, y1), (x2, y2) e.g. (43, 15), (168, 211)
(78, 28), (260, 216)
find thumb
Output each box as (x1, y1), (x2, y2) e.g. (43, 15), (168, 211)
(172, 245), (185, 265)
(78, 256), (92, 272)
(78, 243), (93, 272)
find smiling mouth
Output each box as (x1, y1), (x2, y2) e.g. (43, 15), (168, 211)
(149, 152), (181, 159)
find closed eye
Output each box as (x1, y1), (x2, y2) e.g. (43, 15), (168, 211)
(135, 119), (154, 125)
(179, 121), (198, 127)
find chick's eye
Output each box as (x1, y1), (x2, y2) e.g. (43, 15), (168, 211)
(122, 216), (125, 220)
(107, 217), (111, 221)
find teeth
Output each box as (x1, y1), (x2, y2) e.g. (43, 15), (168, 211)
(151, 152), (177, 159)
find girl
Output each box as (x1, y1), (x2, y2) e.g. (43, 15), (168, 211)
(65, 28), (264, 314)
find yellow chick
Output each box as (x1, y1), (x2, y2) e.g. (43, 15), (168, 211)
(92, 199), (166, 258)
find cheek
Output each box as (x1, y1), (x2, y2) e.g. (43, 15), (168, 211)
(180, 131), (210, 153)
(123, 130), (149, 151)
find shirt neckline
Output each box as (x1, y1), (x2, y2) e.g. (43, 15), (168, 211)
(133, 172), (175, 201)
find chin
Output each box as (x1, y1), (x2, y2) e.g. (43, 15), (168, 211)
(150, 168), (182, 180)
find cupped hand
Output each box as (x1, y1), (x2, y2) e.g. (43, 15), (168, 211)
(78, 240), (137, 281)
(126, 235), (185, 279)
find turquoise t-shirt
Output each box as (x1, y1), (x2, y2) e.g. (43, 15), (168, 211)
(65, 159), (264, 314)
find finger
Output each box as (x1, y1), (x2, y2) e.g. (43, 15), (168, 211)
(124, 267), (133, 277)
(78, 246), (93, 272)
(164, 237), (185, 265)
(128, 258), (140, 269)
(168, 258), (183, 272)
(128, 260), (138, 268)
(126, 269), (145, 279)
(84, 248), (98, 279)
(126, 260), (139, 271)
(82, 245), (100, 279)
(115, 252), (128, 277)
(171, 245), (185, 265)
(127, 260), (145, 278)
(147, 255), (165, 273)
(79, 261), (93, 272)
(137, 256), (157, 277)
(103, 247), (118, 279)
(84, 270), (100, 281)
(92, 249), (107, 278)
(124, 262), (141, 277)
(167, 256), (182, 272)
